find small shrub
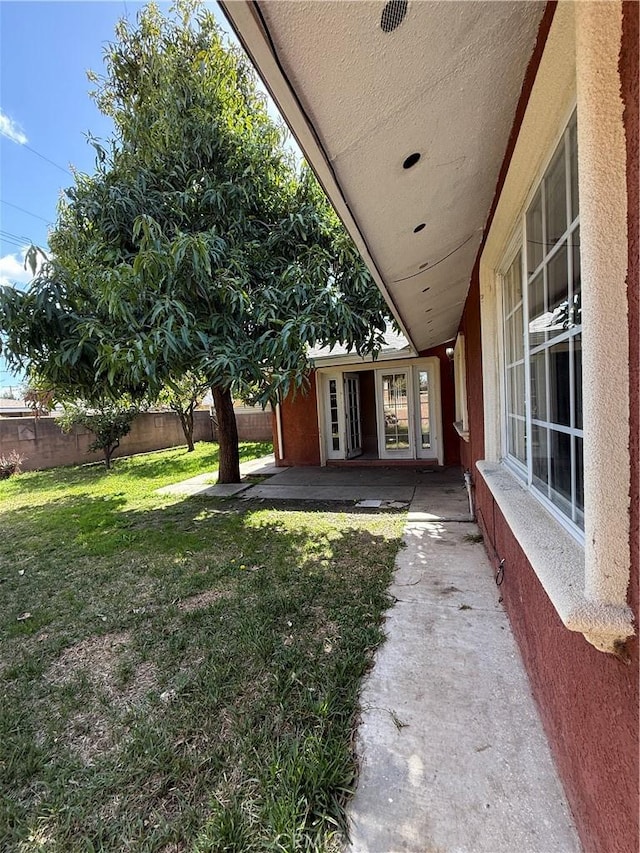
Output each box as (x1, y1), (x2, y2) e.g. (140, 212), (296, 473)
(0, 450), (25, 479)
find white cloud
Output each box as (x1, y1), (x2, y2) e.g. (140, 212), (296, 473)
(0, 110), (28, 145)
(0, 249), (39, 287)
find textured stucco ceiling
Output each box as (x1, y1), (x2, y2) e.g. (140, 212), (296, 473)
(221, 0), (546, 352)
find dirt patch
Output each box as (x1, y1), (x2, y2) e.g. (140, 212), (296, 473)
(45, 631), (156, 703)
(44, 631), (158, 763)
(178, 589), (229, 613)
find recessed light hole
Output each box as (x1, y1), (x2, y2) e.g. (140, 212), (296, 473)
(414, 223), (426, 233)
(422, 286), (430, 293)
(403, 152), (421, 169)
(381, 0), (408, 33)
(419, 261), (429, 269)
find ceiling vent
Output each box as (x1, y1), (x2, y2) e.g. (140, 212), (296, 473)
(381, 0), (408, 33)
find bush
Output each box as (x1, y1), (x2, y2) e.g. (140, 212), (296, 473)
(0, 450), (25, 479)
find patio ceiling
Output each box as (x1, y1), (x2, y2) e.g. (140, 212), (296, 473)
(220, 1), (545, 352)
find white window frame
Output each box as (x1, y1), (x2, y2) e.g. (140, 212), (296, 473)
(496, 118), (584, 543)
(477, 1), (633, 653)
(453, 333), (469, 442)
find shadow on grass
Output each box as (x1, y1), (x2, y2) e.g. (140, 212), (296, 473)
(0, 489), (403, 852)
(6, 441), (273, 497)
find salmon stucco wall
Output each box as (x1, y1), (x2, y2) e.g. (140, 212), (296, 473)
(273, 373), (321, 466)
(456, 5), (639, 852)
(622, 0), (638, 676)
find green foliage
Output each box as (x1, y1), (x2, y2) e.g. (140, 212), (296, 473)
(156, 372), (210, 451)
(0, 0), (389, 411)
(59, 401), (140, 469)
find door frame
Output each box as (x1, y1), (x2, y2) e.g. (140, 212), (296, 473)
(375, 368), (415, 459)
(316, 357), (443, 466)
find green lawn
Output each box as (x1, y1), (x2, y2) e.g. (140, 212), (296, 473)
(0, 443), (405, 852)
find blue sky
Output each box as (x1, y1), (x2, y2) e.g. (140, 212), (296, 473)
(0, 1), (294, 393)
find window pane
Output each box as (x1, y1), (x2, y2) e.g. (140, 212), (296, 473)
(508, 417), (526, 465)
(569, 117), (579, 223)
(575, 436), (584, 514)
(507, 363), (525, 418)
(527, 190), (543, 274)
(573, 333), (582, 430)
(549, 341), (571, 427)
(571, 227), (581, 328)
(545, 144), (567, 251)
(550, 429), (572, 511)
(531, 424), (549, 491)
(547, 244), (569, 336)
(530, 350), (547, 421)
(528, 271), (546, 347)
(512, 305), (524, 362)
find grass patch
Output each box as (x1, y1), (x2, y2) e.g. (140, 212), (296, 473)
(0, 442), (405, 851)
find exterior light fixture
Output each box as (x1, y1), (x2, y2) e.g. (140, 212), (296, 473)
(446, 346), (454, 360)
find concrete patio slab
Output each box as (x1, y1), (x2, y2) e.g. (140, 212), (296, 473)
(346, 518), (581, 853)
(242, 484), (416, 502)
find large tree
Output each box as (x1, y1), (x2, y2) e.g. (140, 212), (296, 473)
(0, 1), (389, 482)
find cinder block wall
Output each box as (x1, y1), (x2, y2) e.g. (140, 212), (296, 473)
(0, 411), (215, 472)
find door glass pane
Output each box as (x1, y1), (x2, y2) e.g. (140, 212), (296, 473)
(548, 341), (571, 426)
(418, 371), (430, 449)
(329, 379), (340, 451)
(545, 145), (567, 251)
(382, 373), (409, 450)
(526, 190), (543, 274)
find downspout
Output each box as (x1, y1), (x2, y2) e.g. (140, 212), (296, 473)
(464, 469), (475, 520)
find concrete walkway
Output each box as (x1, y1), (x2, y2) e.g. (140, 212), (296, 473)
(158, 460), (580, 849)
(157, 454), (279, 497)
(346, 503), (582, 852)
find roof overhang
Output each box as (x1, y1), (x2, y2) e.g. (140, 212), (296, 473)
(220, 0), (546, 351)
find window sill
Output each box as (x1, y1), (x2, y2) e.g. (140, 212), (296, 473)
(476, 460), (635, 655)
(453, 421), (470, 442)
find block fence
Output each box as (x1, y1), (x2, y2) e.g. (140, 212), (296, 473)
(0, 409), (272, 472)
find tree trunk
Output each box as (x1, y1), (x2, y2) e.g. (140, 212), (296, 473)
(178, 410), (195, 452)
(103, 439), (118, 470)
(212, 385), (240, 483)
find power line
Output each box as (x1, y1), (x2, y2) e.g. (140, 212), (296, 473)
(0, 228), (32, 244)
(22, 143), (73, 177)
(1, 200), (52, 224)
(0, 236), (24, 251)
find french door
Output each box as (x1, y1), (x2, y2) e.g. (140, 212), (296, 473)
(344, 374), (362, 458)
(376, 370), (414, 459)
